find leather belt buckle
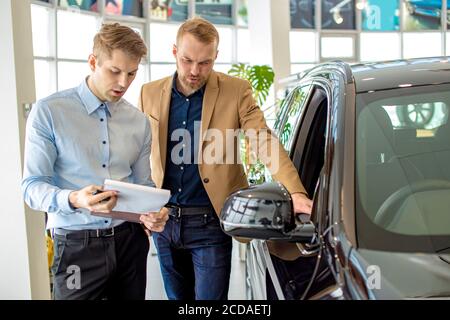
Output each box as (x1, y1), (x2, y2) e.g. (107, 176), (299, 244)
(97, 227), (115, 237)
(166, 205), (182, 219)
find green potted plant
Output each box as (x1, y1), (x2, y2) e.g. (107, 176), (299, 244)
(228, 63), (275, 185)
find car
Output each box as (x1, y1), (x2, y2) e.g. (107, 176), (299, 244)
(220, 57), (450, 300)
(405, 0), (450, 24)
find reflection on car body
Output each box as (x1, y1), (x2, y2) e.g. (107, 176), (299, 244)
(220, 57), (450, 300)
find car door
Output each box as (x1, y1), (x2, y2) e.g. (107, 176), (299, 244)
(263, 81), (338, 300)
(245, 83), (314, 300)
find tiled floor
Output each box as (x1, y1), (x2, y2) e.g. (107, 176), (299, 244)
(146, 238), (246, 300)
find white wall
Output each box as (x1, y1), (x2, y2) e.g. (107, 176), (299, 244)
(0, 0), (50, 299)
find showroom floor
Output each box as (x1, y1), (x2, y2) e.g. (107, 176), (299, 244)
(145, 238), (246, 300)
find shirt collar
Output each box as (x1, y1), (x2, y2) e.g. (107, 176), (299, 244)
(77, 77), (113, 117)
(171, 72), (205, 98)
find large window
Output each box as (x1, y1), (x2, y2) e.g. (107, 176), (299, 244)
(58, 0), (98, 12)
(149, 0), (188, 22)
(361, 0), (400, 31)
(57, 10), (98, 61)
(289, 1), (449, 73)
(105, 0), (144, 17)
(31, 0), (246, 105)
(403, 33), (442, 59)
(321, 35), (355, 60)
(360, 33), (401, 62)
(195, 0), (234, 25)
(290, 0), (315, 29)
(447, 33), (450, 55)
(321, 0), (356, 30)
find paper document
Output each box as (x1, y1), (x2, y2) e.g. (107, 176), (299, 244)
(103, 179), (171, 214)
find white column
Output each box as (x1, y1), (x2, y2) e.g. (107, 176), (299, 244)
(247, 0), (291, 99)
(0, 0), (50, 299)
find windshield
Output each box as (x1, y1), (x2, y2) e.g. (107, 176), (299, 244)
(355, 83), (450, 252)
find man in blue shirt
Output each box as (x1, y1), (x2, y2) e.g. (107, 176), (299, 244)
(22, 23), (168, 300)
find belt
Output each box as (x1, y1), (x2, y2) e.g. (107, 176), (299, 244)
(53, 221), (132, 239)
(166, 205), (215, 218)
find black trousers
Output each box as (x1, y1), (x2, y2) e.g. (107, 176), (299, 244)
(51, 222), (149, 300)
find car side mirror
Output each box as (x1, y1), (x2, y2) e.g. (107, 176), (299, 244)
(219, 182), (315, 242)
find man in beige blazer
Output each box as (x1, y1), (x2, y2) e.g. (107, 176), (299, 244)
(139, 17), (312, 300)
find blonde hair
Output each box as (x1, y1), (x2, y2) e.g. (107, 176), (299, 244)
(176, 17), (219, 48)
(93, 23), (147, 63)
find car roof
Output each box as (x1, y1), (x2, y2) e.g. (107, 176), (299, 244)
(350, 57), (450, 93)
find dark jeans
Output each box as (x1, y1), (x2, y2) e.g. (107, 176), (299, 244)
(51, 222), (149, 300)
(152, 211), (232, 300)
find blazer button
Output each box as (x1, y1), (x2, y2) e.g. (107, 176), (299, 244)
(203, 178), (209, 183)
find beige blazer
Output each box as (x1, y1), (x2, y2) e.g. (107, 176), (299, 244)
(139, 71), (307, 260)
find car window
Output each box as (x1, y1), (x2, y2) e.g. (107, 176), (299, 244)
(291, 87), (328, 198)
(274, 84), (312, 152)
(356, 83), (450, 242)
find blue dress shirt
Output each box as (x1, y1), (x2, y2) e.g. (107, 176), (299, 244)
(22, 78), (154, 230)
(162, 75), (211, 207)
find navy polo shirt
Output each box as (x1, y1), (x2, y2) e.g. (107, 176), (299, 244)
(162, 74), (211, 207)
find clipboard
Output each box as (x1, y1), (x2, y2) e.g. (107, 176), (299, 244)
(91, 210), (143, 223)
(91, 179), (171, 223)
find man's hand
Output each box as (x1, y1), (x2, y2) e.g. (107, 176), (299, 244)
(69, 185), (118, 213)
(291, 192), (313, 215)
(139, 207), (169, 233)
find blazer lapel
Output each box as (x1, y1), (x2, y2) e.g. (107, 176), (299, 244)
(200, 71), (219, 149)
(159, 78), (172, 174)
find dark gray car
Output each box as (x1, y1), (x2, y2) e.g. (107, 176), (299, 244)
(220, 57), (450, 300)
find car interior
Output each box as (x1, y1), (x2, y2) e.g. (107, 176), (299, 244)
(357, 95), (450, 236)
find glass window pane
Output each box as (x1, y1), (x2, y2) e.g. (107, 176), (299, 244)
(31, 4), (52, 57)
(149, 23), (179, 63)
(195, 0), (233, 25)
(360, 33), (400, 62)
(237, 28), (250, 63)
(58, 61), (90, 91)
(105, 0), (143, 17)
(216, 27), (232, 63)
(361, 0), (400, 31)
(149, 0), (187, 22)
(236, 0), (248, 27)
(275, 84), (312, 150)
(402, 0), (443, 31)
(403, 33), (441, 59)
(213, 64), (232, 74)
(448, 8), (450, 28)
(34, 59), (56, 100)
(290, 63), (315, 75)
(322, 0), (355, 29)
(447, 33), (450, 55)
(150, 64), (175, 81)
(166, 0), (188, 22)
(58, 0), (98, 12)
(290, 0), (315, 29)
(321, 36), (354, 58)
(290, 31), (316, 63)
(123, 64), (148, 107)
(57, 10), (98, 60)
